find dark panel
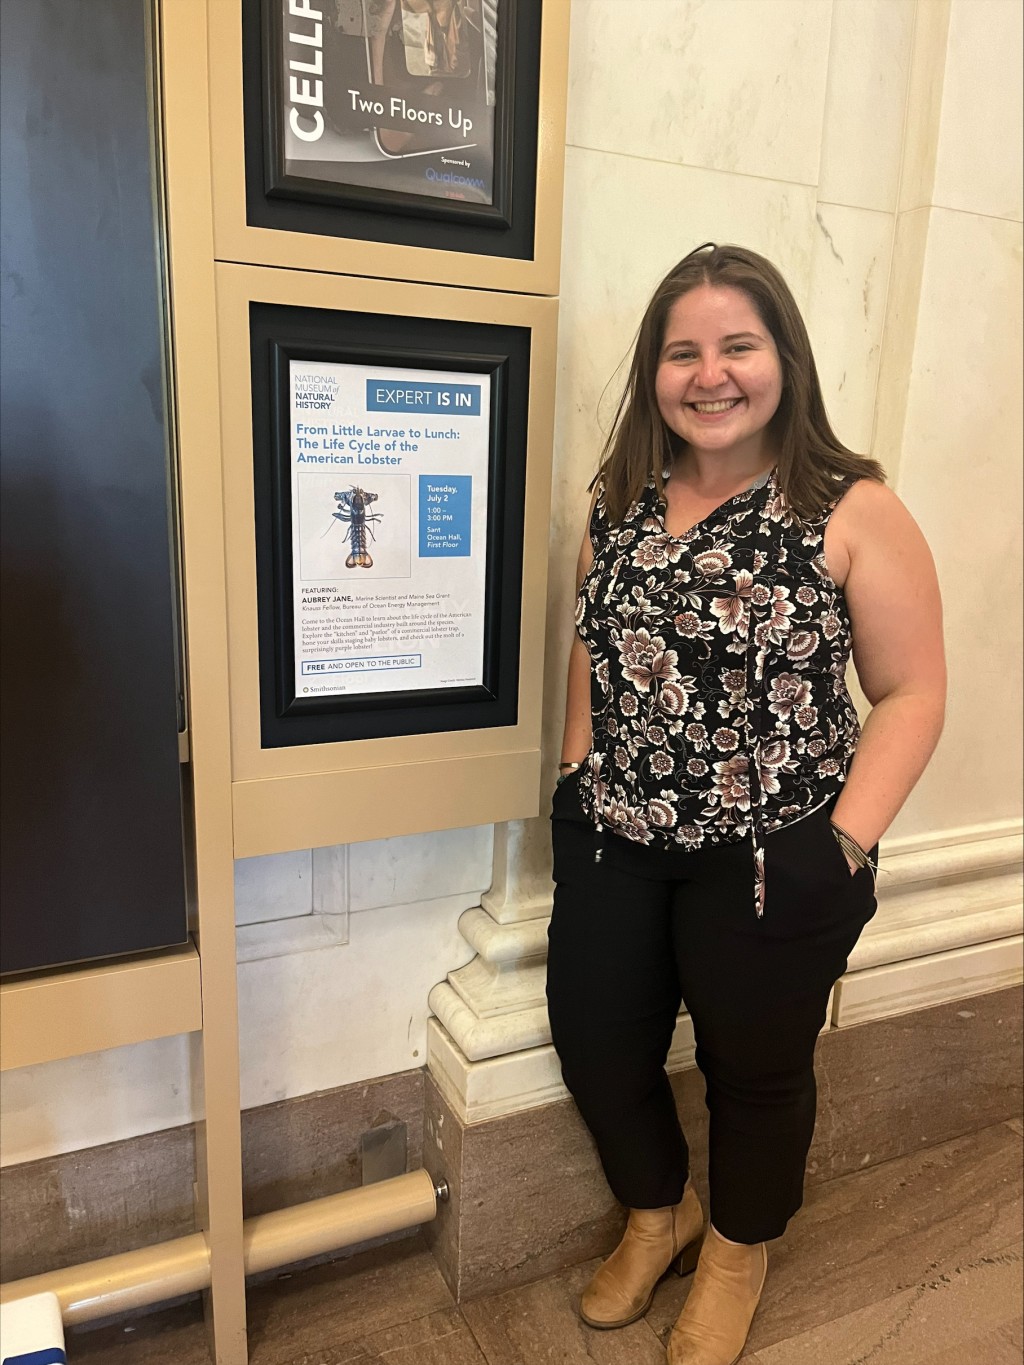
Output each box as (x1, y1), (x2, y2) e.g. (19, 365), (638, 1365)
(0, 0), (188, 972)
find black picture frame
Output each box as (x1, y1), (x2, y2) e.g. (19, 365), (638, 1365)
(244, 0), (542, 261)
(249, 301), (531, 748)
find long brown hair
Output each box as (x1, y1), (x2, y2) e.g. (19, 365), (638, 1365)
(598, 243), (885, 523)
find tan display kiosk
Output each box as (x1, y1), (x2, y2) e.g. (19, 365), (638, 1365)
(0, 2), (569, 1360)
(218, 264), (557, 857)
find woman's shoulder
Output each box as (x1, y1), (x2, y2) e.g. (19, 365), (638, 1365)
(829, 477), (905, 528)
(824, 478), (922, 583)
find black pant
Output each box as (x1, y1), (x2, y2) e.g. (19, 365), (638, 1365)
(545, 774), (877, 1244)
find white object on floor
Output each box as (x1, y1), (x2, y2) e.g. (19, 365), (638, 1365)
(0, 1292), (66, 1364)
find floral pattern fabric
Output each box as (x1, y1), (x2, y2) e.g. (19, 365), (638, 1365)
(574, 469), (861, 917)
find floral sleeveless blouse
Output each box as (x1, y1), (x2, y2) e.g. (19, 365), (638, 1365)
(574, 469), (861, 917)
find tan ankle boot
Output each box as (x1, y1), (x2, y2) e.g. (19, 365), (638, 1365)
(667, 1226), (767, 1365)
(579, 1182), (705, 1330)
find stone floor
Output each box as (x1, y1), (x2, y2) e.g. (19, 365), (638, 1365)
(69, 1118), (1024, 1365)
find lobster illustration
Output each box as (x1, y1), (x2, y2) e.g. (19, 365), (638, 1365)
(327, 486), (382, 568)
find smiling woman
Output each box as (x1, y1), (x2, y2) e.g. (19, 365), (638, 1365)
(547, 243), (947, 1365)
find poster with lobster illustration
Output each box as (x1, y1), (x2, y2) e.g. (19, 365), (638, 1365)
(289, 356), (490, 698)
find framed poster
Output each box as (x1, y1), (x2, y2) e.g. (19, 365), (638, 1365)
(244, 0), (542, 259)
(250, 301), (530, 747)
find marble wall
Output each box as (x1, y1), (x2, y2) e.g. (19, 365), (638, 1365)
(877, 0), (1024, 840)
(3, 0), (1021, 1167)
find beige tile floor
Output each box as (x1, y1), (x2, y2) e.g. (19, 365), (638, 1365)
(69, 1118), (1023, 1365)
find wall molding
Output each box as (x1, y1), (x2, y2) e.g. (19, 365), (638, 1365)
(880, 817), (1022, 861)
(235, 846), (348, 963)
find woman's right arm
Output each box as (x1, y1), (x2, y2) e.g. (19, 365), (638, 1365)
(560, 518), (595, 767)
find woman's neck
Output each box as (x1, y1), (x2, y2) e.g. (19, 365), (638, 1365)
(669, 448), (776, 497)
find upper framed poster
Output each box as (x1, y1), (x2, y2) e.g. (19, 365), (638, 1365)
(244, 0), (543, 261)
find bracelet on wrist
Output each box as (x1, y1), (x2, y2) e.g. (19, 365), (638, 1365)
(829, 820), (875, 872)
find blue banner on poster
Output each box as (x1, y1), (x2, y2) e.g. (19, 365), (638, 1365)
(419, 476), (472, 557)
(366, 379), (481, 416)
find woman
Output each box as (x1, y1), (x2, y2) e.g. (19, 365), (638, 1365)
(546, 243), (945, 1365)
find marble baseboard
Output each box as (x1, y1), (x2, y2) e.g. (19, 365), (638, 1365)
(0, 1068), (424, 1284)
(423, 985), (1023, 1302)
(811, 983), (1022, 1182)
(422, 1056), (625, 1304)
(0, 1124), (197, 1284)
(239, 1070), (423, 1220)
